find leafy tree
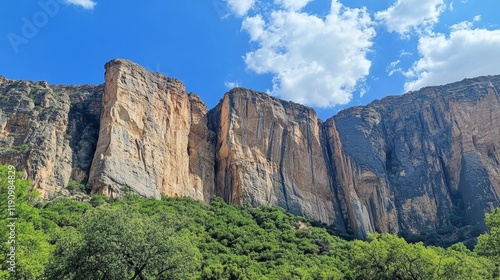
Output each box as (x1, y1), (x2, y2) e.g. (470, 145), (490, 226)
(0, 163), (499, 279)
(0, 165), (51, 279)
(45, 206), (201, 279)
(475, 208), (500, 276)
(437, 243), (495, 279)
(38, 198), (91, 228)
(89, 194), (111, 207)
(347, 233), (441, 280)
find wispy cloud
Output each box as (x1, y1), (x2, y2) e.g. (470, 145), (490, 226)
(65, 0), (97, 10)
(225, 0), (256, 17)
(399, 50), (413, 57)
(387, 60), (402, 76)
(224, 81), (240, 89)
(274, 0), (313, 11)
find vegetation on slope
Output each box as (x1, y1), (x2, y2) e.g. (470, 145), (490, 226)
(0, 164), (499, 279)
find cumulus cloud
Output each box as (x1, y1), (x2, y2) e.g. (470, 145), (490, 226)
(404, 26), (500, 91)
(375, 0), (446, 36)
(225, 0), (256, 17)
(65, 0), (96, 10)
(241, 1), (375, 107)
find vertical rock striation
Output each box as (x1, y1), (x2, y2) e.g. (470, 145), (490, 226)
(211, 89), (344, 227)
(188, 93), (216, 200)
(0, 77), (102, 199)
(88, 59), (215, 201)
(327, 77), (500, 236)
(1, 60), (499, 239)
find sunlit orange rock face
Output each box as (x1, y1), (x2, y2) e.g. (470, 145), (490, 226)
(89, 59), (215, 201)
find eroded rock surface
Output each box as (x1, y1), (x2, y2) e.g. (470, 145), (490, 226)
(0, 77), (102, 199)
(328, 77), (500, 237)
(211, 89), (344, 227)
(1, 60), (499, 239)
(89, 59), (215, 201)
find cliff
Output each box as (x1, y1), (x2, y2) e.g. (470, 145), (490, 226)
(327, 78), (500, 237)
(1, 59), (499, 240)
(211, 89), (344, 228)
(88, 59), (214, 200)
(0, 76), (102, 199)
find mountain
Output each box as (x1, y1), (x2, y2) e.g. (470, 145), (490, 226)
(0, 59), (499, 240)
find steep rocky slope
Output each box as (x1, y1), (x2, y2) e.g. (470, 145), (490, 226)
(0, 76), (102, 199)
(326, 78), (500, 237)
(88, 59), (215, 201)
(1, 59), (499, 239)
(211, 89), (344, 228)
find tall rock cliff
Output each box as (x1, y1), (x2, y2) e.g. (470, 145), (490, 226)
(327, 78), (500, 237)
(211, 89), (344, 227)
(0, 76), (102, 199)
(1, 59), (499, 240)
(89, 59), (215, 201)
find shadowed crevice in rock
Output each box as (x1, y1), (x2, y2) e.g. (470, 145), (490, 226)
(0, 78), (103, 199)
(1, 59), (500, 240)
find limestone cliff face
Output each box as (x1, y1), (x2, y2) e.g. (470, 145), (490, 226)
(328, 77), (500, 237)
(188, 93), (217, 201)
(1, 60), (500, 240)
(0, 76), (102, 199)
(211, 89), (344, 227)
(89, 59), (215, 201)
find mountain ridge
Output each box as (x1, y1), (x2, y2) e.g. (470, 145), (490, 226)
(0, 58), (499, 241)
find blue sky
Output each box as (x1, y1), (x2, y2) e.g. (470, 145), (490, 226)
(1, 0), (500, 119)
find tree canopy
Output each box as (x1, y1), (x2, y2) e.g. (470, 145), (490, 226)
(0, 164), (499, 279)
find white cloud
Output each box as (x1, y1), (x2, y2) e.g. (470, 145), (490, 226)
(473, 15), (481, 22)
(450, 20), (473, 31)
(242, 14), (266, 40)
(241, 1), (375, 107)
(399, 50), (412, 57)
(387, 60), (402, 76)
(224, 81), (240, 89)
(375, 0), (446, 36)
(274, 0), (313, 11)
(404, 27), (500, 91)
(65, 0), (96, 10)
(226, 0), (256, 17)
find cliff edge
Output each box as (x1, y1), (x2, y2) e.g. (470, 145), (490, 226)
(1, 59), (499, 240)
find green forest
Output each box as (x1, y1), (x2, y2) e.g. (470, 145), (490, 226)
(1, 164), (499, 279)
